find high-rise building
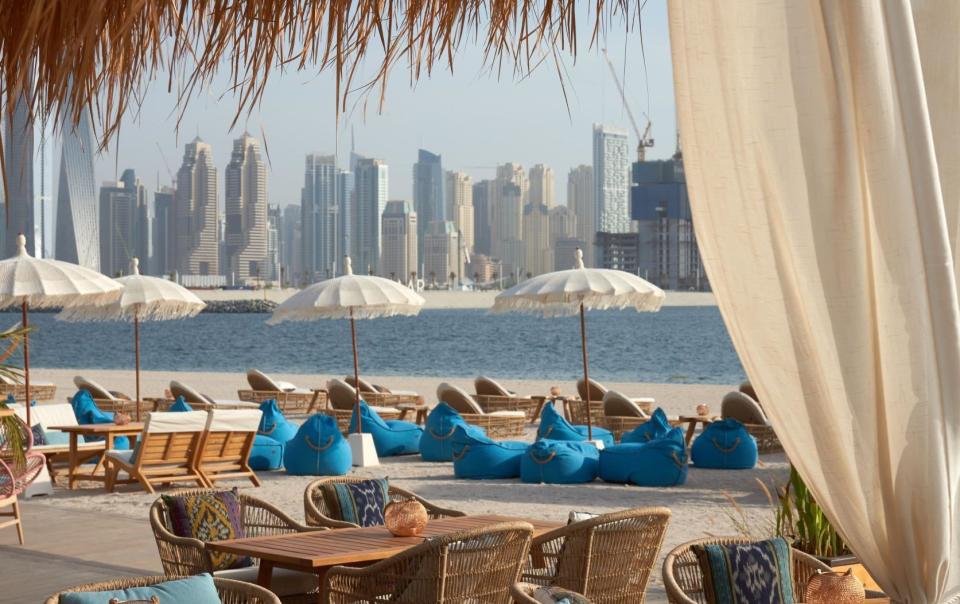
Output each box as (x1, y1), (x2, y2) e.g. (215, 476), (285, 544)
(472, 179), (493, 256)
(152, 186), (175, 276)
(5, 91), (36, 257)
(423, 221), (460, 287)
(56, 109), (99, 270)
(279, 204), (301, 285)
(445, 171), (474, 252)
(549, 205), (577, 245)
(380, 200), (417, 283)
(412, 149), (444, 258)
(522, 201), (551, 276)
(528, 164), (555, 208)
(224, 133), (268, 283)
(338, 170), (353, 268)
(266, 205), (281, 282)
(99, 169), (147, 277)
(353, 157), (388, 275)
(554, 238), (586, 272)
(567, 164), (594, 265)
(489, 163), (526, 273)
(174, 137), (219, 276)
(592, 124), (631, 235)
(301, 154), (343, 282)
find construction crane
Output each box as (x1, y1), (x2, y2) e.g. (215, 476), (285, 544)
(602, 48), (654, 162)
(155, 142), (175, 184)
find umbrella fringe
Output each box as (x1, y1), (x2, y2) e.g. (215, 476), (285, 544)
(0, 290), (121, 310)
(56, 301), (205, 322)
(491, 292), (666, 317)
(267, 304), (423, 324)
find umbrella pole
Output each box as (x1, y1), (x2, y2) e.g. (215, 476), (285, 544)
(579, 301), (592, 441)
(21, 301), (30, 427)
(350, 308), (361, 434)
(134, 308), (141, 422)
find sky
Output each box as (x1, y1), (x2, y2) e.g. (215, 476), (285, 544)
(91, 1), (676, 209)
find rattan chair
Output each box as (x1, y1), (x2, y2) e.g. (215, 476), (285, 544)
(45, 575), (280, 604)
(322, 521), (533, 603)
(344, 375), (423, 405)
(303, 476), (464, 529)
(323, 379), (402, 432)
(238, 369), (324, 415)
(511, 582), (591, 603)
(436, 382), (527, 438)
(662, 537), (831, 603)
(473, 376), (540, 421)
(522, 508), (670, 604)
(720, 391), (783, 454)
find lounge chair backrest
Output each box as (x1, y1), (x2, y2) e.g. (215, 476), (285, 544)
(474, 376), (511, 397)
(73, 376), (117, 401)
(327, 379), (360, 410)
(436, 382), (484, 415)
(247, 369), (284, 392)
(169, 381), (214, 406)
(134, 411), (208, 470)
(14, 402), (78, 430)
(344, 375), (379, 393)
(144, 410), (210, 434)
(207, 409), (262, 433)
(721, 391), (767, 425)
(199, 409), (261, 470)
(739, 380), (760, 403)
(603, 390), (649, 418)
(576, 378), (607, 402)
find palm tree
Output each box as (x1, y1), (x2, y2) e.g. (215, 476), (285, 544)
(0, 324), (33, 468)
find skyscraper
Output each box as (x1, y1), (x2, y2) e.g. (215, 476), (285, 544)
(301, 154), (341, 281)
(380, 200), (417, 283)
(522, 201), (551, 276)
(445, 171), (474, 252)
(175, 137), (218, 276)
(338, 169), (353, 268)
(490, 163), (526, 273)
(56, 109), (99, 270)
(281, 203), (302, 285)
(224, 133), (268, 283)
(528, 164), (555, 208)
(549, 205), (578, 245)
(353, 157), (388, 275)
(266, 205), (281, 282)
(152, 186), (175, 276)
(423, 221), (459, 286)
(412, 149), (444, 258)
(5, 91), (36, 257)
(593, 124), (631, 234)
(472, 179), (493, 256)
(567, 165), (594, 266)
(99, 169), (147, 277)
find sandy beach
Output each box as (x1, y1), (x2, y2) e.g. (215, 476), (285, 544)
(26, 368), (783, 602)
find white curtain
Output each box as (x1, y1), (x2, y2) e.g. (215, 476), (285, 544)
(668, 1), (960, 601)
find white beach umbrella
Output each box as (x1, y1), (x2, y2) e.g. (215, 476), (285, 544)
(58, 258), (205, 419)
(493, 248), (665, 439)
(0, 234), (122, 425)
(268, 256), (424, 434)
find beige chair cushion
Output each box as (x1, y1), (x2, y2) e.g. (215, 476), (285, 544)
(327, 379), (360, 410)
(739, 380), (760, 402)
(73, 376), (117, 401)
(247, 369), (283, 392)
(436, 382), (484, 415)
(602, 391), (649, 418)
(576, 378), (607, 402)
(721, 391), (768, 425)
(215, 566), (319, 597)
(345, 375), (380, 393)
(474, 376), (513, 397)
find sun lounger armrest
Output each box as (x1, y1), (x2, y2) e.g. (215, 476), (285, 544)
(523, 528), (567, 585)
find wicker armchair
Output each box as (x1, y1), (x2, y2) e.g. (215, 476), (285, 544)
(522, 508), (670, 604)
(45, 575), (280, 604)
(720, 391), (783, 454)
(150, 488), (320, 577)
(323, 521), (533, 603)
(303, 477), (464, 529)
(511, 582), (591, 603)
(662, 537), (831, 603)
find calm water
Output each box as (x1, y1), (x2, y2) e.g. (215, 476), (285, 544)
(16, 307), (744, 384)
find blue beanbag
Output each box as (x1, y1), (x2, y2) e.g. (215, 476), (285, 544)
(168, 396), (193, 412)
(249, 434), (285, 471)
(70, 389), (130, 450)
(258, 400), (298, 443)
(283, 414), (352, 476)
(621, 408), (672, 443)
(451, 424), (527, 479)
(521, 439), (599, 484)
(420, 403), (469, 462)
(691, 419), (758, 469)
(537, 404), (614, 447)
(348, 401), (423, 456)
(600, 439), (688, 486)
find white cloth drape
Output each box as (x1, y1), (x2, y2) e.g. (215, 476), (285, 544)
(669, 1), (960, 601)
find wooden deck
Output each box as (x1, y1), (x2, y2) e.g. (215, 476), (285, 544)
(0, 499), (162, 601)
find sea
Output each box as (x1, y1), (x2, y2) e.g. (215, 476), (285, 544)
(18, 307), (744, 384)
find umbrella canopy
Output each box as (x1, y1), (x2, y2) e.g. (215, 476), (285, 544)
(57, 258), (205, 419)
(269, 256), (425, 432)
(493, 248), (665, 439)
(0, 234), (122, 425)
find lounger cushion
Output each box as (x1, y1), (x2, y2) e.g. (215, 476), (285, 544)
(692, 537), (795, 603)
(621, 408), (680, 444)
(691, 418), (758, 469)
(599, 440), (689, 486)
(537, 404), (614, 447)
(257, 399), (298, 443)
(60, 573), (221, 604)
(249, 434), (285, 471)
(348, 401), (422, 456)
(521, 439), (599, 484)
(283, 414), (351, 476)
(70, 390), (130, 450)
(317, 478), (390, 527)
(451, 424), (527, 479)
(216, 566), (320, 598)
(419, 403), (470, 462)
(169, 396), (193, 412)
(161, 491), (251, 570)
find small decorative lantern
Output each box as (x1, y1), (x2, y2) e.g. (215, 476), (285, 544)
(804, 569), (865, 604)
(549, 386), (561, 398)
(696, 403), (710, 417)
(384, 500), (428, 537)
(114, 411), (132, 426)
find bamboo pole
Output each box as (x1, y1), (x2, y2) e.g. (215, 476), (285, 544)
(21, 301), (29, 427)
(134, 306), (141, 421)
(350, 307), (361, 433)
(579, 301), (592, 441)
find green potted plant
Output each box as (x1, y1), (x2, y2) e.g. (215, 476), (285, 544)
(0, 323), (32, 470)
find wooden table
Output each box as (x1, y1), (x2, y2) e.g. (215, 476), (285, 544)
(207, 514), (562, 593)
(49, 423), (144, 489)
(396, 402), (429, 425)
(676, 415), (719, 446)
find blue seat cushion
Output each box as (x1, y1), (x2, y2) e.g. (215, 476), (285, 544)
(60, 573), (221, 604)
(169, 396), (193, 412)
(691, 418), (758, 469)
(692, 537), (795, 603)
(349, 401), (423, 456)
(537, 404), (614, 446)
(621, 408), (672, 443)
(318, 478), (391, 527)
(283, 414), (352, 476)
(70, 390), (130, 450)
(249, 434), (285, 471)
(420, 402), (469, 462)
(258, 399), (298, 443)
(521, 439), (599, 484)
(599, 440), (688, 486)
(451, 424), (527, 479)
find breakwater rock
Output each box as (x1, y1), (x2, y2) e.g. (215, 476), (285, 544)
(201, 299), (278, 313)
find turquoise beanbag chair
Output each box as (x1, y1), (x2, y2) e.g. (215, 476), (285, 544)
(537, 404), (614, 447)
(420, 403), (469, 462)
(168, 396), (193, 412)
(600, 439), (688, 486)
(348, 401), (422, 456)
(691, 419), (758, 469)
(451, 424), (527, 479)
(249, 434), (285, 471)
(258, 399), (298, 443)
(621, 408), (672, 443)
(521, 439), (599, 484)
(59, 573), (220, 604)
(283, 414), (351, 476)
(70, 390), (130, 450)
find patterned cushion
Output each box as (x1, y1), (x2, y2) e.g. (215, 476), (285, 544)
(162, 490), (251, 571)
(531, 585), (592, 604)
(320, 478), (390, 527)
(692, 538), (794, 604)
(31, 424), (46, 446)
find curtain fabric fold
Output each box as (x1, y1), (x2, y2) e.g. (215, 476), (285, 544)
(668, 1), (960, 601)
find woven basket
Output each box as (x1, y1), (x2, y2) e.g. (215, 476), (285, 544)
(384, 500), (428, 537)
(804, 569), (865, 603)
